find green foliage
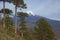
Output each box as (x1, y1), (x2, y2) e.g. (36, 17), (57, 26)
(33, 18), (56, 40)
(0, 24), (21, 40)
(12, 0), (27, 9)
(17, 12), (28, 17)
(13, 0), (27, 33)
(4, 15), (13, 29)
(18, 12), (32, 40)
(0, 0), (12, 3)
(13, 0), (24, 5)
(17, 12), (28, 32)
(0, 8), (13, 15)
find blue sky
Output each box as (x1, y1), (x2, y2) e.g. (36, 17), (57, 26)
(0, 0), (60, 21)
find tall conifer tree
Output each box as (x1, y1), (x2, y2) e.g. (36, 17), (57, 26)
(33, 18), (56, 40)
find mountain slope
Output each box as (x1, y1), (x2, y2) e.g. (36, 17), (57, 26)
(25, 15), (60, 40)
(9, 14), (60, 40)
(11, 14), (60, 28)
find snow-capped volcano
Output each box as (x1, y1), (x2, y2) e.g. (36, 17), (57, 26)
(26, 11), (35, 16)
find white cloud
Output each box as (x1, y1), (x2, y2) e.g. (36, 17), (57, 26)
(35, 0), (60, 21)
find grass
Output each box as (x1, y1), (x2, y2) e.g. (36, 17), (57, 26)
(0, 24), (21, 40)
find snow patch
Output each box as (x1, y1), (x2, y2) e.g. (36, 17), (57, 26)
(26, 11), (35, 16)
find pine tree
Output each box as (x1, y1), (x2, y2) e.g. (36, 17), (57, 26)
(4, 15), (13, 29)
(12, 0), (27, 33)
(0, 8), (13, 28)
(0, 8), (13, 34)
(0, 0), (12, 28)
(33, 18), (57, 40)
(17, 12), (32, 40)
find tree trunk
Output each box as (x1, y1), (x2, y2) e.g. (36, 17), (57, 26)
(3, 1), (5, 28)
(15, 6), (17, 33)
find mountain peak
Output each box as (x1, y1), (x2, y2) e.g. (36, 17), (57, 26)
(26, 11), (35, 16)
